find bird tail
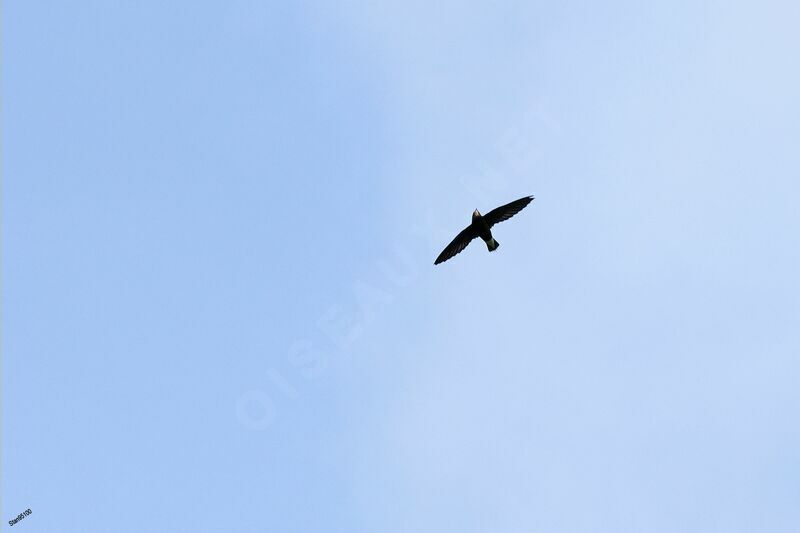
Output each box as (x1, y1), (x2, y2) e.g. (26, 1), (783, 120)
(487, 238), (499, 252)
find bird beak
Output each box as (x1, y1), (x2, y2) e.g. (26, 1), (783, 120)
(473, 209), (480, 217)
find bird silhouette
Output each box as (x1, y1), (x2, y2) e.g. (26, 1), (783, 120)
(434, 195), (534, 265)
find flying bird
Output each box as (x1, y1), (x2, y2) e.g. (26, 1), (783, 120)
(434, 195), (534, 265)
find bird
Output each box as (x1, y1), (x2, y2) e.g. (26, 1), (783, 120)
(434, 195), (534, 265)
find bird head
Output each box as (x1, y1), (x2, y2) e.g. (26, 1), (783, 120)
(472, 209), (481, 218)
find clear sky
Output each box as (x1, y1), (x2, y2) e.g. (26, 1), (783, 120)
(3, 1), (799, 532)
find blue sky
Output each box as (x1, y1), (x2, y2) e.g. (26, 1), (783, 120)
(3, 1), (799, 532)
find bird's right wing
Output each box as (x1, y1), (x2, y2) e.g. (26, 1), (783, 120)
(434, 225), (479, 265)
(483, 195), (534, 228)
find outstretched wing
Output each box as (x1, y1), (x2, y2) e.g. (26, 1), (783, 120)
(483, 195), (534, 228)
(434, 225), (479, 265)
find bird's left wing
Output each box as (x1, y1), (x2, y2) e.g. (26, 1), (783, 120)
(434, 225), (479, 265)
(483, 195), (534, 228)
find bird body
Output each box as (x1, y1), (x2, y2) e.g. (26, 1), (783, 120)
(434, 195), (534, 265)
(472, 209), (499, 251)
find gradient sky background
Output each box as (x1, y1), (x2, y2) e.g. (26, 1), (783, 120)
(3, 1), (800, 532)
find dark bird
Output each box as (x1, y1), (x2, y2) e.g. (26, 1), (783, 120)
(434, 195), (534, 265)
